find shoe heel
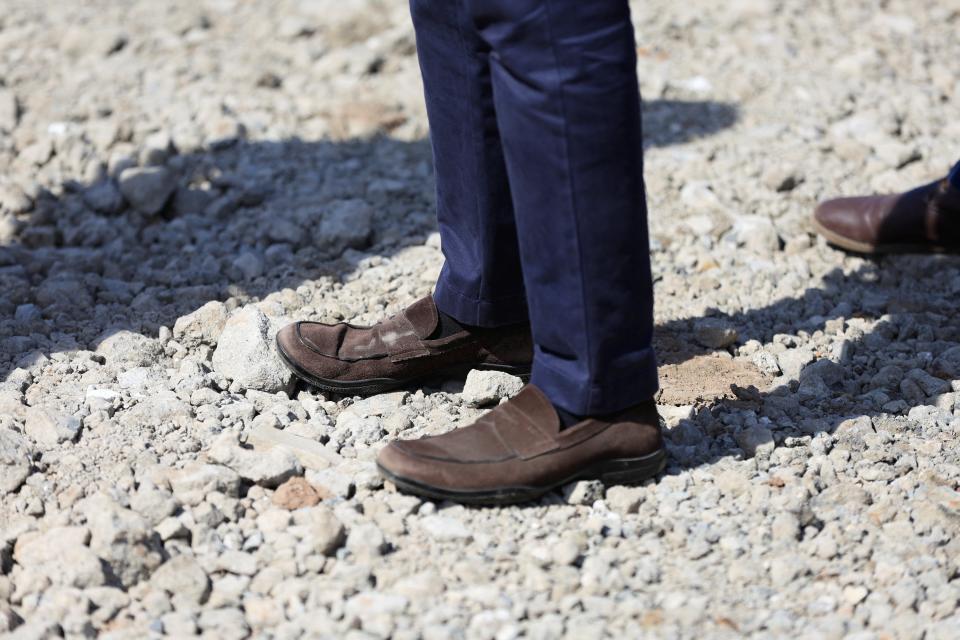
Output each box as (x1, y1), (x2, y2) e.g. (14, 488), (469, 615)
(595, 450), (666, 485)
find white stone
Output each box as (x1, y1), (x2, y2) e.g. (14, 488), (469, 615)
(461, 370), (524, 407)
(24, 406), (81, 446)
(212, 306), (293, 393)
(207, 433), (302, 488)
(419, 515), (472, 541)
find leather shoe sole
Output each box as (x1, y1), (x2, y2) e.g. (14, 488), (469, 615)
(276, 335), (530, 395)
(377, 448), (665, 506)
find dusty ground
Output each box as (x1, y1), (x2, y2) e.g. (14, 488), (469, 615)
(1, 0), (960, 638)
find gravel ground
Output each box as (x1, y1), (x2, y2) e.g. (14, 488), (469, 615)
(2, 0), (960, 638)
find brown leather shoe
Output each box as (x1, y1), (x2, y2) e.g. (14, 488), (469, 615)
(377, 385), (665, 505)
(276, 295), (532, 395)
(813, 178), (960, 253)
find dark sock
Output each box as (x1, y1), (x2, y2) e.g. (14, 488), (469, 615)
(555, 405), (586, 430)
(430, 309), (467, 339)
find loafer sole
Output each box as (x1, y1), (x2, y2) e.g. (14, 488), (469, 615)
(377, 448), (666, 506)
(276, 335), (531, 396)
(812, 217), (955, 254)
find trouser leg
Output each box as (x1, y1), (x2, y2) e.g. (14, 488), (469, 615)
(472, 0), (659, 414)
(949, 159), (960, 188)
(410, 0), (528, 327)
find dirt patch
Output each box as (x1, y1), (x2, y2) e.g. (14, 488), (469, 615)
(657, 353), (771, 405)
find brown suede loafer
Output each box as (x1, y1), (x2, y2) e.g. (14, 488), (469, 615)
(377, 385), (665, 505)
(813, 178), (960, 253)
(276, 295), (532, 395)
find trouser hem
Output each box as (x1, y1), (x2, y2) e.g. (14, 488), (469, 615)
(530, 347), (659, 415)
(433, 278), (529, 327)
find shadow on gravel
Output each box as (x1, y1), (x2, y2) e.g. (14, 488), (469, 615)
(2, 88), (958, 494)
(651, 256), (960, 477)
(0, 98), (740, 383)
(641, 99), (739, 148)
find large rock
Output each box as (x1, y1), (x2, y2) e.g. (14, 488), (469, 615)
(150, 555), (210, 606)
(212, 306), (293, 393)
(461, 370), (524, 407)
(0, 428), (34, 495)
(118, 166), (176, 215)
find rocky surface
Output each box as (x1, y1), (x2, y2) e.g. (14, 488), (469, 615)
(1, 0), (959, 637)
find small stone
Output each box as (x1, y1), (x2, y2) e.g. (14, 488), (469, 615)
(346, 522), (387, 557)
(173, 300), (228, 349)
(272, 476), (323, 510)
(777, 349), (816, 380)
(82, 180), (125, 214)
(0, 427), (34, 495)
(347, 392), (409, 417)
(769, 554), (804, 586)
(301, 506), (346, 556)
(231, 251), (264, 280)
(155, 517), (190, 541)
(212, 306), (293, 393)
(94, 329), (162, 368)
(215, 550), (259, 576)
(735, 425), (774, 458)
(344, 591), (408, 619)
(118, 166), (177, 215)
(207, 433), (302, 488)
(843, 585), (869, 605)
(693, 318), (739, 349)
(129, 486), (179, 526)
(151, 555), (211, 606)
(305, 467), (354, 500)
(14, 304), (41, 323)
(13, 526), (105, 589)
(160, 611), (199, 637)
(461, 370), (524, 407)
(80, 493), (162, 587)
(0, 88), (19, 131)
(172, 186), (215, 216)
(604, 485), (646, 514)
(771, 511), (800, 542)
(419, 515), (472, 541)
(24, 406), (81, 446)
(731, 215), (780, 252)
(168, 463), (242, 506)
(0, 182), (32, 213)
(563, 479), (605, 505)
(762, 165), (804, 192)
(314, 198), (374, 254)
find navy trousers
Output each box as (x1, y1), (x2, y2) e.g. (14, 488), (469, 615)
(411, 0), (658, 415)
(951, 160), (960, 188)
